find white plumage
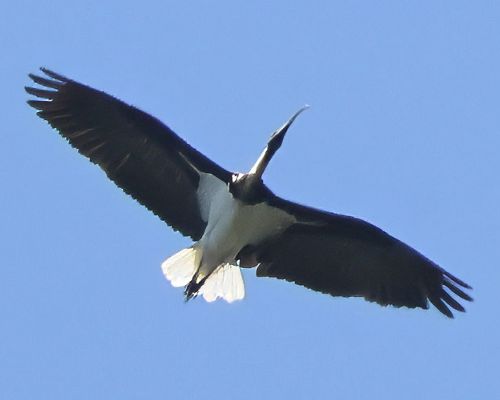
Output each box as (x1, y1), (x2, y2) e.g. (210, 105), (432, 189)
(162, 172), (295, 302)
(26, 68), (472, 317)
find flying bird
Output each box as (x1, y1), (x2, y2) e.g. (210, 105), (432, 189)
(25, 68), (472, 317)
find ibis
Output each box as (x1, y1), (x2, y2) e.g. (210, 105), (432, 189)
(25, 68), (472, 317)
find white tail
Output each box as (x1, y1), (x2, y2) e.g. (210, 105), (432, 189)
(161, 246), (245, 303)
(198, 263), (245, 303)
(161, 246), (202, 287)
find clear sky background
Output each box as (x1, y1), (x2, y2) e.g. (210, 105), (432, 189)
(2, 1), (499, 399)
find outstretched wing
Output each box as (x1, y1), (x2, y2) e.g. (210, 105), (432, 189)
(256, 197), (472, 317)
(26, 68), (232, 240)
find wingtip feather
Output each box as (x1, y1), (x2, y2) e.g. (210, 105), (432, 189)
(428, 295), (454, 318)
(28, 73), (63, 89)
(40, 67), (69, 82)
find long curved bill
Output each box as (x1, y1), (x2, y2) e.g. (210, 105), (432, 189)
(250, 105), (310, 177)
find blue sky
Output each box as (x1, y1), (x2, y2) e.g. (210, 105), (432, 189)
(2, 1), (499, 399)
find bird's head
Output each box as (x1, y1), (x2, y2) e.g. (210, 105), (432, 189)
(248, 106), (309, 179)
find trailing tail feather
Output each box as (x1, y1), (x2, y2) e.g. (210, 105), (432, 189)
(198, 263), (245, 303)
(161, 245), (202, 287)
(161, 246), (245, 303)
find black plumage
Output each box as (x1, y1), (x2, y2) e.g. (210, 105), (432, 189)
(26, 68), (231, 240)
(26, 68), (472, 317)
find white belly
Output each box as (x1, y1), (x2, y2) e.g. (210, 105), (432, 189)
(196, 173), (295, 278)
(161, 172), (295, 302)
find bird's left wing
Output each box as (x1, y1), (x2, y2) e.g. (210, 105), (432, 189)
(26, 68), (232, 240)
(255, 197), (472, 317)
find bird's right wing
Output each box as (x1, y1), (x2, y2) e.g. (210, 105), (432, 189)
(26, 68), (232, 240)
(255, 197), (472, 317)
